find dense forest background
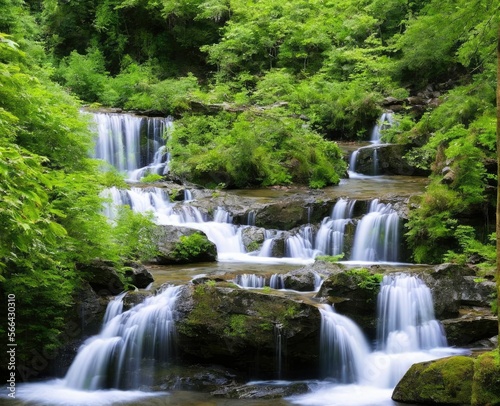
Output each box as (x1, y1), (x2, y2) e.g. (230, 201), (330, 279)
(0, 0), (499, 376)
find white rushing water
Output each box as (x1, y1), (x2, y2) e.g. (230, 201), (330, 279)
(65, 285), (181, 390)
(289, 273), (466, 406)
(103, 186), (403, 265)
(92, 112), (172, 182)
(349, 112), (393, 177)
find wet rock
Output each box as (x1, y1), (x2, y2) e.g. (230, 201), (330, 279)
(392, 356), (474, 405)
(124, 262), (154, 289)
(153, 364), (238, 392)
(419, 263), (481, 318)
(78, 259), (125, 296)
(122, 290), (154, 310)
(316, 267), (382, 336)
(441, 307), (497, 347)
(283, 269), (320, 291)
(153, 225), (217, 264)
(353, 144), (430, 176)
(241, 226), (266, 252)
(211, 381), (309, 399)
(176, 283), (321, 379)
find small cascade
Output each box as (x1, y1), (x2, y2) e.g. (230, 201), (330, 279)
(320, 305), (371, 383)
(314, 198), (355, 256)
(92, 112), (172, 181)
(246, 210), (256, 226)
(274, 323), (284, 379)
(183, 189), (193, 201)
(269, 274), (285, 289)
(376, 274), (447, 352)
(258, 232), (277, 257)
(285, 226), (316, 258)
(234, 274), (265, 288)
(102, 292), (126, 324)
(214, 206), (233, 223)
(350, 199), (400, 262)
(370, 112), (393, 144)
(313, 272), (324, 291)
(64, 285), (181, 390)
(349, 112), (393, 176)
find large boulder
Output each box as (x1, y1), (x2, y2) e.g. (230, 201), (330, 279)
(392, 356), (475, 405)
(154, 225), (217, 264)
(316, 267), (382, 336)
(78, 259), (125, 296)
(353, 144), (430, 176)
(240, 226), (266, 252)
(123, 262), (154, 289)
(392, 352), (500, 406)
(441, 308), (498, 347)
(175, 283), (321, 379)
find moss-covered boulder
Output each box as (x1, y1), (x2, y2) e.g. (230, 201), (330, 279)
(392, 356), (474, 404)
(316, 267), (382, 336)
(175, 283), (321, 379)
(154, 226), (217, 264)
(472, 351), (500, 406)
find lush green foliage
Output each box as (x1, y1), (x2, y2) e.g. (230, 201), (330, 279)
(172, 233), (216, 262)
(168, 110), (346, 188)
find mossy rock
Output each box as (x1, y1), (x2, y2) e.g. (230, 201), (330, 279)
(472, 351), (500, 406)
(392, 356), (474, 404)
(175, 283), (321, 378)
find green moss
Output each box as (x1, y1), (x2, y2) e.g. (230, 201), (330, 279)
(172, 232), (216, 262)
(247, 241), (261, 252)
(315, 254), (344, 263)
(224, 315), (248, 338)
(345, 268), (383, 291)
(472, 351), (500, 406)
(177, 283), (224, 337)
(392, 356), (474, 404)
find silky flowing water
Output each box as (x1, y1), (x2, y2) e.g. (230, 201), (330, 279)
(6, 112), (464, 406)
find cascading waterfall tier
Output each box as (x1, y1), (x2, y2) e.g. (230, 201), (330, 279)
(317, 273), (457, 393)
(350, 199), (400, 262)
(320, 305), (371, 383)
(349, 112), (393, 176)
(64, 285), (181, 390)
(376, 273), (447, 352)
(92, 112), (172, 181)
(104, 186), (402, 264)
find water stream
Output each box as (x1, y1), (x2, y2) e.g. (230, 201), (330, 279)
(7, 112), (462, 406)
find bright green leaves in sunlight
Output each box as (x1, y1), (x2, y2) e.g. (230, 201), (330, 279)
(168, 110), (346, 189)
(0, 145), (60, 278)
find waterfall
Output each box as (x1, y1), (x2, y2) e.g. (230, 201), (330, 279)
(102, 292), (126, 324)
(275, 323), (284, 379)
(349, 112), (393, 176)
(183, 189), (193, 201)
(314, 198), (355, 256)
(246, 210), (256, 226)
(234, 274), (265, 288)
(360, 273), (450, 388)
(64, 285), (181, 390)
(270, 274), (285, 289)
(350, 199), (400, 262)
(285, 226), (316, 258)
(320, 305), (371, 383)
(376, 274), (447, 352)
(92, 112), (172, 182)
(370, 112), (393, 144)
